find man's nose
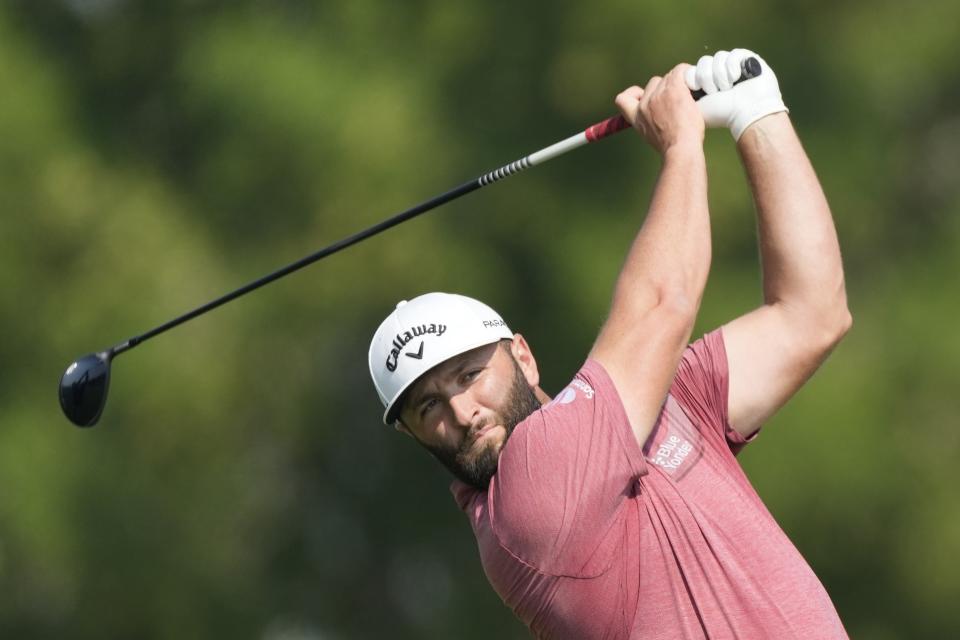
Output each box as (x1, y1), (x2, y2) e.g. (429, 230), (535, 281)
(448, 392), (479, 428)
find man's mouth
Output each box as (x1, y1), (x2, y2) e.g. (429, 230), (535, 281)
(469, 424), (498, 445)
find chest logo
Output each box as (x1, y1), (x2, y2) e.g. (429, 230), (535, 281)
(644, 397), (705, 481)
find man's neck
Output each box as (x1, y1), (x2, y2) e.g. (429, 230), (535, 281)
(534, 386), (551, 405)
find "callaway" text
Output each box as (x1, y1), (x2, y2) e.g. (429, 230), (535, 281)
(385, 324), (447, 372)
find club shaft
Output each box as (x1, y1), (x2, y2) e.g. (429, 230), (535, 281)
(112, 116), (628, 356)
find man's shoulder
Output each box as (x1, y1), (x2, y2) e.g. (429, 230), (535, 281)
(450, 479), (481, 512)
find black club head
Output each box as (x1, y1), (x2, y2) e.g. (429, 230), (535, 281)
(59, 351), (113, 427)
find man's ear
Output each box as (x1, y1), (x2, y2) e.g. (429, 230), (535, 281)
(509, 333), (540, 388)
(394, 420), (415, 439)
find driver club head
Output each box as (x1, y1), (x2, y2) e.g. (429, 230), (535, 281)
(59, 351), (113, 427)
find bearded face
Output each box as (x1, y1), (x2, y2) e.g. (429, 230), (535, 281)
(398, 340), (543, 490)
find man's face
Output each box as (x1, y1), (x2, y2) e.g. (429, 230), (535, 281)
(398, 340), (542, 489)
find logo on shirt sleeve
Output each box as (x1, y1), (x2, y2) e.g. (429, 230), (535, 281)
(550, 378), (595, 406)
(571, 379), (594, 399)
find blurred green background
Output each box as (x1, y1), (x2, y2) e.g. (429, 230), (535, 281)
(2, 0), (958, 637)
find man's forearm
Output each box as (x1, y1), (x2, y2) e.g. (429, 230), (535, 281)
(612, 144), (710, 318)
(738, 114), (850, 329)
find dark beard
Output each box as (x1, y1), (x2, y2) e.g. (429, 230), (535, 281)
(424, 357), (541, 490)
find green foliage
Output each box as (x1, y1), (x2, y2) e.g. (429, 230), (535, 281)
(1, 0), (958, 637)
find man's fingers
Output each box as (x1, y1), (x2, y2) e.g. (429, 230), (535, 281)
(639, 76), (662, 112)
(620, 65), (695, 139)
(666, 64), (694, 93)
(696, 55), (718, 95)
(617, 85), (644, 102)
(614, 85), (644, 115)
(670, 63), (694, 78)
(713, 51), (733, 91)
(615, 85), (645, 125)
(684, 65), (699, 92)
(728, 48), (751, 75)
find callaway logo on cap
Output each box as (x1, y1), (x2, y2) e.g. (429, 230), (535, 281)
(368, 292), (513, 424)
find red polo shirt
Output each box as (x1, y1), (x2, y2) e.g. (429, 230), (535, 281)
(453, 330), (847, 639)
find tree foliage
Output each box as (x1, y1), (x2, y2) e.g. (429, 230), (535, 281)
(1, 1), (958, 637)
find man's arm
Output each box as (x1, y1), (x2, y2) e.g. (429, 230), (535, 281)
(589, 65), (711, 447)
(723, 113), (852, 437)
(685, 49), (852, 438)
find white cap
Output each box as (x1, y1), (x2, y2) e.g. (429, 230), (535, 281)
(368, 292), (513, 424)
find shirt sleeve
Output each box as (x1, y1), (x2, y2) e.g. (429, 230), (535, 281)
(670, 328), (757, 453)
(485, 360), (648, 578)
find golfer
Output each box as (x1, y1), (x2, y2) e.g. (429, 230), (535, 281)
(369, 49), (850, 638)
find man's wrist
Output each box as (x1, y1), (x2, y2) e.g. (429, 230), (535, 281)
(736, 112), (792, 151)
(733, 105), (790, 142)
(662, 139), (705, 163)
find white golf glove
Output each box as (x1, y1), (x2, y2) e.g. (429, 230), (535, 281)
(685, 49), (788, 141)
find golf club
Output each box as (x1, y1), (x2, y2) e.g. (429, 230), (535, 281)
(59, 57), (761, 427)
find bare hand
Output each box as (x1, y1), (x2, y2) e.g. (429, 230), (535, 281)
(615, 64), (704, 155)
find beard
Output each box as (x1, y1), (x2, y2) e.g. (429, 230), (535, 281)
(423, 356), (541, 490)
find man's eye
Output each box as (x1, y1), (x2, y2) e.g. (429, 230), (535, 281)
(419, 398), (438, 418)
(463, 369), (482, 383)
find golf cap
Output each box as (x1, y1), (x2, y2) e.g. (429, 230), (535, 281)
(369, 292), (513, 425)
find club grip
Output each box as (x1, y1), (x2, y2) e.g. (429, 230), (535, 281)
(585, 115), (632, 142)
(690, 56), (761, 101)
(582, 56), (762, 144)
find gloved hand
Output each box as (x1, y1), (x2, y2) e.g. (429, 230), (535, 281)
(684, 49), (788, 141)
